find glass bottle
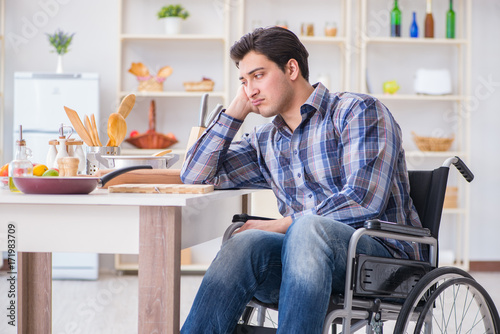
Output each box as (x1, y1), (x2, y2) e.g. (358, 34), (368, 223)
(390, 0), (402, 37)
(410, 11), (419, 38)
(8, 127), (33, 192)
(446, 0), (455, 39)
(424, 0), (434, 38)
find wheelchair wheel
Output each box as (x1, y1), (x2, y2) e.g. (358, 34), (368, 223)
(394, 267), (500, 333)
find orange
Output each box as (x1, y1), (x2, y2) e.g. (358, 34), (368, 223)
(0, 163), (8, 177)
(33, 164), (49, 176)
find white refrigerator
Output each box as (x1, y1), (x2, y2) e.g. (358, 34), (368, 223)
(13, 72), (100, 280)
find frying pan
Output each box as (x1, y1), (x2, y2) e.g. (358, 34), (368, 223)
(13, 165), (152, 195)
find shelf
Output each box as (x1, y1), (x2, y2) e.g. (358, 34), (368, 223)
(363, 37), (468, 46)
(405, 151), (465, 159)
(121, 33), (225, 42)
(119, 91), (226, 98)
(299, 36), (347, 44)
(372, 94), (467, 102)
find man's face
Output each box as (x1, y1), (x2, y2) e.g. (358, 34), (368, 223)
(238, 51), (294, 118)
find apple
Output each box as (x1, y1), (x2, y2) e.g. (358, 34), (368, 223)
(383, 80), (400, 95)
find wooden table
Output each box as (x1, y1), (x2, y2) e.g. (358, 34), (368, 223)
(0, 188), (252, 334)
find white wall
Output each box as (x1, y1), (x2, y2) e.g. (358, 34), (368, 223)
(1, 0), (499, 262)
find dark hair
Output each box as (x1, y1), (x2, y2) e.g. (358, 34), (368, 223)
(230, 26), (310, 81)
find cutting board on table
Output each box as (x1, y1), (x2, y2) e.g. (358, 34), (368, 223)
(96, 169), (182, 188)
(108, 184), (214, 194)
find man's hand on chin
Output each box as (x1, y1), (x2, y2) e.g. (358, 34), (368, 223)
(236, 216), (293, 234)
(225, 85), (259, 121)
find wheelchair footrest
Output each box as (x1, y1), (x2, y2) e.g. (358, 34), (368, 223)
(235, 324), (276, 334)
(354, 255), (433, 298)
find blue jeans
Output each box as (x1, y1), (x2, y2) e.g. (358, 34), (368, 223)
(181, 215), (392, 334)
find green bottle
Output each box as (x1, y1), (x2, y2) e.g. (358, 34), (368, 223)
(446, 0), (455, 38)
(391, 0), (402, 37)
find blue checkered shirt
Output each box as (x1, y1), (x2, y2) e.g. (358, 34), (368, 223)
(182, 83), (425, 261)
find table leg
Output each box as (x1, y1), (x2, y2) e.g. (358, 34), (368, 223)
(17, 252), (52, 334)
(139, 206), (181, 334)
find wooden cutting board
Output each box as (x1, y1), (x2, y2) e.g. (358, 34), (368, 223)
(96, 169), (182, 188)
(108, 184), (214, 194)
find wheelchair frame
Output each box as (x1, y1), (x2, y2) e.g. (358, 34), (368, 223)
(228, 157), (500, 333)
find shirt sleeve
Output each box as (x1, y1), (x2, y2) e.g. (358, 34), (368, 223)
(291, 97), (400, 226)
(180, 112), (269, 189)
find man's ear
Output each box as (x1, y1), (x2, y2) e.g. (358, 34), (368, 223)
(287, 59), (300, 80)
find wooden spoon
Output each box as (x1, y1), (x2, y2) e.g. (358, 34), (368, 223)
(118, 94), (136, 119)
(91, 114), (102, 146)
(152, 149), (172, 157)
(107, 113), (127, 147)
(84, 115), (96, 146)
(64, 106), (94, 146)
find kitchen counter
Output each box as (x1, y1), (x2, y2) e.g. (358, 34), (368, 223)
(0, 187), (254, 334)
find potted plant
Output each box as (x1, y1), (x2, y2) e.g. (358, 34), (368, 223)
(157, 4), (189, 35)
(46, 29), (75, 73)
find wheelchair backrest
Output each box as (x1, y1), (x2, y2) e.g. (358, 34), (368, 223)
(408, 167), (450, 239)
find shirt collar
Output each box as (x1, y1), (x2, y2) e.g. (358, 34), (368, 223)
(302, 82), (330, 117)
(271, 82), (330, 135)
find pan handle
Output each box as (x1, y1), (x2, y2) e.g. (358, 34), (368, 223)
(99, 165), (153, 188)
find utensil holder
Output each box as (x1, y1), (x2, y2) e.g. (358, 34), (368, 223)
(86, 146), (120, 175)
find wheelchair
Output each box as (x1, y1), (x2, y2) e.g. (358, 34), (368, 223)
(223, 156), (500, 333)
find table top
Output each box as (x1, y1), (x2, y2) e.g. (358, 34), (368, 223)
(0, 187), (255, 207)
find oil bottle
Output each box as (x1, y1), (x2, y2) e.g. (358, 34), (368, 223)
(8, 126), (33, 192)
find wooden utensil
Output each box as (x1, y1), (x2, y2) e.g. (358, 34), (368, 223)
(64, 106), (94, 146)
(84, 115), (96, 146)
(107, 113), (127, 147)
(118, 94), (136, 119)
(152, 149), (172, 157)
(91, 114), (102, 146)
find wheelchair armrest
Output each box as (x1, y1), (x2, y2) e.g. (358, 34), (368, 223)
(364, 219), (432, 237)
(222, 214), (275, 243)
(232, 213), (274, 223)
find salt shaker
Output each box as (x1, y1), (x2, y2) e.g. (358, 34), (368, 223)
(46, 144), (58, 169)
(74, 145), (86, 174)
(54, 138), (69, 169)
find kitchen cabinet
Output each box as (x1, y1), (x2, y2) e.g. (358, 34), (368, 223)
(0, 0), (5, 164)
(357, 0), (472, 269)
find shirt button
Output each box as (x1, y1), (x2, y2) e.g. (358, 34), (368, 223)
(293, 149), (298, 155)
(308, 194), (312, 198)
(297, 173), (301, 178)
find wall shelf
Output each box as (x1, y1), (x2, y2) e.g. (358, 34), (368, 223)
(121, 33), (226, 41)
(119, 91), (227, 98)
(373, 94), (467, 102)
(358, 0), (472, 270)
(364, 37), (468, 45)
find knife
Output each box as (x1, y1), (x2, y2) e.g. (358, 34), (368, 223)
(198, 93), (209, 127)
(204, 104), (223, 127)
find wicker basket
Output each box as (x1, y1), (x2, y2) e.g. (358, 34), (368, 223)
(125, 99), (178, 149)
(412, 132), (454, 152)
(138, 77), (163, 92)
(183, 80), (214, 92)
(125, 132), (177, 149)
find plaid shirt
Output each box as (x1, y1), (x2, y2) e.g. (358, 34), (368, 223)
(182, 83), (425, 261)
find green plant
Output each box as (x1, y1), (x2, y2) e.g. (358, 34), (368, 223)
(46, 29), (75, 55)
(157, 4), (189, 19)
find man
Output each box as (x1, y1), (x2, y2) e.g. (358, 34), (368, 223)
(180, 26), (425, 333)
